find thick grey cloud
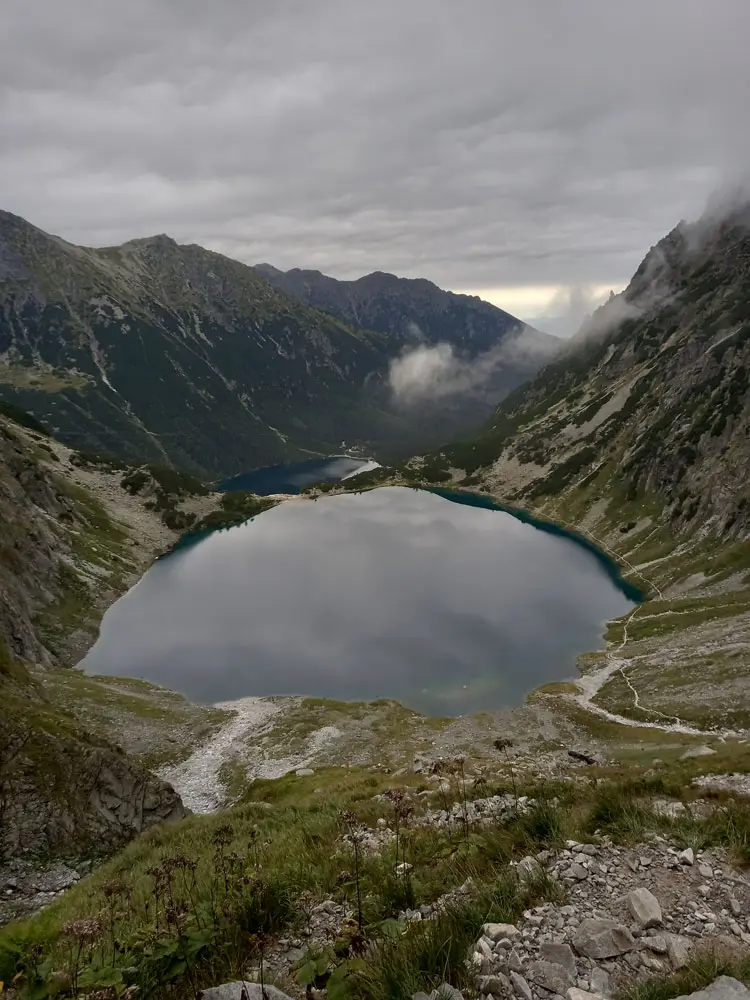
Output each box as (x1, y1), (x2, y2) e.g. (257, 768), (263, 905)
(2, 0), (749, 330)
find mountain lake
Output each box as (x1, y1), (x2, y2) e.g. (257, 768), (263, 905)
(81, 479), (639, 716)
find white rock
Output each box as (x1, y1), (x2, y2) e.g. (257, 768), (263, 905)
(567, 990), (605, 1000)
(679, 848), (695, 866)
(484, 922), (520, 941)
(671, 976), (750, 1000)
(627, 888), (662, 929)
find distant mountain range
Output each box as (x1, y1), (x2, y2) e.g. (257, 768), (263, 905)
(0, 211), (556, 477)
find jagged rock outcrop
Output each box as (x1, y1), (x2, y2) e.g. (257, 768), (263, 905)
(423, 199), (750, 540)
(0, 413), (188, 866)
(0, 418), (74, 664)
(1, 725), (186, 859)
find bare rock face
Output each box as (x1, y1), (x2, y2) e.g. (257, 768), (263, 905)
(1, 729), (187, 859)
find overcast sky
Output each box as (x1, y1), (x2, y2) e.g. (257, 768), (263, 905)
(2, 1), (749, 335)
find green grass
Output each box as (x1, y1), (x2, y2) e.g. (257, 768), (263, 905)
(37, 668), (231, 770)
(0, 366), (89, 392)
(621, 952), (750, 1000)
(3, 752), (750, 999)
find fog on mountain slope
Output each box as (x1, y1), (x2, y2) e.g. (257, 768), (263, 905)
(0, 211), (556, 477)
(415, 196), (750, 541)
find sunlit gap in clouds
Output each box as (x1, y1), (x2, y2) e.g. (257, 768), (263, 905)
(452, 283), (626, 338)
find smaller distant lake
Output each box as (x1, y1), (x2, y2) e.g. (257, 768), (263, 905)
(82, 487), (637, 716)
(220, 456), (380, 495)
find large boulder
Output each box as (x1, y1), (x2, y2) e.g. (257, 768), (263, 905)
(626, 887), (662, 928)
(527, 959), (575, 995)
(572, 918), (636, 959)
(673, 978), (750, 1000)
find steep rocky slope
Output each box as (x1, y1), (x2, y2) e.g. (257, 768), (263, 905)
(0, 411), (197, 862)
(0, 212), (408, 477)
(256, 264), (559, 439)
(0, 212), (555, 479)
(430, 203), (749, 537)
(348, 202), (750, 731)
(254, 265), (554, 363)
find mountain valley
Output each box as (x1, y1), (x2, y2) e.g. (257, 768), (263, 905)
(0, 202), (749, 1000)
(0, 212), (553, 479)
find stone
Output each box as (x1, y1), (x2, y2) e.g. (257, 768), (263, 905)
(679, 848), (695, 866)
(647, 935), (668, 954)
(477, 937), (494, 960)
(395, 862), (414, 875)
(698, 863), (713, 879)
(627, 888), (662, 929)
(665, 934), (691, 970)
(589, 968), (610, 997)
(540, 942), (577, 976)
(568, 864), (589, 880)
(510, 972), (533, 1000)
(671, 977), (750, 1000)
(484, 922), (520, 942)
(527, 959), (575, 995)
(729, 898), (741, 917)
(567, 991), (605, 1000)
(642, 955), (665, 972)
(472, 951), (491, 975)
(198, 985), (292, 1000)
(295, 768), (315, 777)
(433, 986), (465, 1000)
(572, 918), (636, 959)
(680, 745), (717, 759)
(508, 949), (524, 973)
(478, 974), (512, 998)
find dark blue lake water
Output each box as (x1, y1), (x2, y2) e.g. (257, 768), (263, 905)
(220, 456), (380, 495)
(82, 486), (635, 716)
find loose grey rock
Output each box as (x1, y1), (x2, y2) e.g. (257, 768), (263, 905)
(508, 949), (525, 973)
(672, 977), (750, 1000)
(433, 985), (465, 1000)
(589, 967), (610, 997)
(484, 922), (520, 941)
(568, 863), (589, 880)
(698, 864), (713, 879)
(679, 848), (695, 866)
(646, 935), (668, 954)
(198, 984), (292, 1000)
(681, 746), (717, 759)
(527, 959), (575, 994)
(478, 973), (512, 998)
(665, 934), (692, 970)
(540, 943), (577, 976)
(627, 888), (662, 928)
(511, 972), (533, 1000)
(567, 991), (605, 1000)
(572, 919), (636, 959)
(295, 768), (315, 777)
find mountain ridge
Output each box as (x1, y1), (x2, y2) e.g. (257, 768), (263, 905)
(0, 211), (555, 477)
